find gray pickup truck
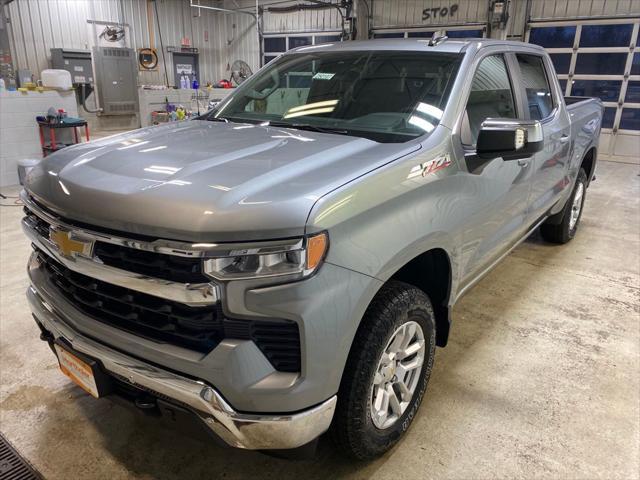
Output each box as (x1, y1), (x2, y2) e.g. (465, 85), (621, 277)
(22, 38), (602, 459)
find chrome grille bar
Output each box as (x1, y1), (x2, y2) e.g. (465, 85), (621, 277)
(22, 215), (219, 306)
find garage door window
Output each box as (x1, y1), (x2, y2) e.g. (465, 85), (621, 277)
(574, 53), (628, 75)
(579, 24), (633, 47)
(602, 107), (617, 129)
(528, 26), (576, 48)
(262, 33), (342, 66)
(631, 53), (640, 75)
(625, 81), (640, 103)
(620, 109), (640, 130)
(374, 28), (485, 39)
(570, 80), (622, 102)
(549, 53), (571, 74)
(527, 18), (640, 161)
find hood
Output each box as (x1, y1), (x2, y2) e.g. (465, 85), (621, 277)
(25, 120), (419, 242)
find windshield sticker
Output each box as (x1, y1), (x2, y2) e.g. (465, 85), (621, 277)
(313, 72), (335, 80)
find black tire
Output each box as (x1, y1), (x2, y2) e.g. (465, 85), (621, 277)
(331, 281), (436, 460)
(540, 168), (588, 244)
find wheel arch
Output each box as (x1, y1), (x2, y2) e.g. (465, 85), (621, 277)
(581, 146), (597, 187)
(385, 247), (453, 347)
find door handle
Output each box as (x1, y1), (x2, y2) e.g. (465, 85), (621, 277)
(560, 135), (570, 143)
(517, 159), (529, 167)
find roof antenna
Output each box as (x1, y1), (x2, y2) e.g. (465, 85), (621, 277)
(429, 30), (448, 46)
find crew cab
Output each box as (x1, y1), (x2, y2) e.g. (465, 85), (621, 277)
(22, 38), (602, 459)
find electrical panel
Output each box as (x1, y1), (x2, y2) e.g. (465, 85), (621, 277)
(50, 49), (93, 84)
(93, 46), (139, 115)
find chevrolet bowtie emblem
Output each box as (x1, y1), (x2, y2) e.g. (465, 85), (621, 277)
(49, 228), (93, 259)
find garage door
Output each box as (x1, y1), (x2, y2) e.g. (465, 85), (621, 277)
(262, 33), (342, 66)
(372, 26), (485, 39)
(526, 18), (640, 162)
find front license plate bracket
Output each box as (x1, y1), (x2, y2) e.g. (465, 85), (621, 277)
(54, 339), (113, 398)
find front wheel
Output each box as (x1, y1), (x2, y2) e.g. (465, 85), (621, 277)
(331, 281), (436, 460)
(540, 168), (588, 244)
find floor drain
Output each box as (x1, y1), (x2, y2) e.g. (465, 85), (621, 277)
(0, 433), (42, 480)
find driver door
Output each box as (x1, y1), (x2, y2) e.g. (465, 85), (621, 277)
(457, 53), (533, 288)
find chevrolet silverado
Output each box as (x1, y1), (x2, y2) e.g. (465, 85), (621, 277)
(22, 38), (602, 459)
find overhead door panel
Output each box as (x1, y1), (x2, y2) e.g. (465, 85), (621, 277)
(527, 18), (640, 162)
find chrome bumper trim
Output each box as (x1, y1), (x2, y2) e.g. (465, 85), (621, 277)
(23, 218), (218, 306)
(27, 285), (336, 450)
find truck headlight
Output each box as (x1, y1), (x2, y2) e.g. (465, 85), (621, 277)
(203, 232), (328, 281)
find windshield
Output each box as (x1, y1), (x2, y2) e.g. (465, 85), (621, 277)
(206, 50), (462, 143)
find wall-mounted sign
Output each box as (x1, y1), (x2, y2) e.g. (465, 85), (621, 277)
(166, 46), (199, 54)
(422, 4), (459, 20)
(176, 63), (193, 74)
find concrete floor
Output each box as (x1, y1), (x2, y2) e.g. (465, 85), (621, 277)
(0, 160), (638, 479)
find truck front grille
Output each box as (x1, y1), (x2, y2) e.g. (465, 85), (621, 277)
(25, 208), (208, 284)
(35, 248), (301, 372)
(93, 242), (209, 284)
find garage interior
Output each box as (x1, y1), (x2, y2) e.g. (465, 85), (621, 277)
(0, 0), (638, 478)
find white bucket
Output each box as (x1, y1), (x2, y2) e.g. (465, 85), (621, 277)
(41, 69), (73, 90)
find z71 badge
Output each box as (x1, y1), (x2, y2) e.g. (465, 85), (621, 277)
(421, 154), (452, 176)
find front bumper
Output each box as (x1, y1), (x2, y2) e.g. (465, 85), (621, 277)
(27, 285), (336, 450)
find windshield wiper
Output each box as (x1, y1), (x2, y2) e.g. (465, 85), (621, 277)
(266, 121), (350, 136)
(204, 116), (229, 122)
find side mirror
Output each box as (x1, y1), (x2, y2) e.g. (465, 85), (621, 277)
(476, 118), (543, 160)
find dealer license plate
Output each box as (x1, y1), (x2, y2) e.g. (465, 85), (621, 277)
(54, 343), (101, 398)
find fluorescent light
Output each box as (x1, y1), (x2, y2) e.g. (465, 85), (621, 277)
(286, 99), (338, 114)
(408, 115), (435, 132)
(271, 133), (315, 142)
(117, 140), (150, 150)
(72, 157), (95, 167)
(144, 165), (180, 175)
(416, 102), (444, 120)
(139, 145), (168, 153)
(283, 107), (335, 119)
(165, 180), (191, 186)
(58, 180), (70, 195)
(210, 184), (232, 191)
(297, 44), (333, 51)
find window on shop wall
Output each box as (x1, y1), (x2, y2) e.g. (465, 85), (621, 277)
(527, 20), (640, 137)
(262, 33), (342, 66)
(373, 28), (485, 39)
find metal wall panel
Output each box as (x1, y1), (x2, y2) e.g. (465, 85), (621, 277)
(529, 0), (640, 20)
(3, 0), (260, 88)
(372, 0), (487, 30)
(262, 1), (342, 33)
(507, 0), (527, 39)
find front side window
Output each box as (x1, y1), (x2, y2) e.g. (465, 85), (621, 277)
(516, 54), (554, 120)
(208, 50), (462, 143)
(461, 54), (516, 146)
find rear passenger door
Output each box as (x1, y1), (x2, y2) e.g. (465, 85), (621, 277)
(512, 53), (572, 221)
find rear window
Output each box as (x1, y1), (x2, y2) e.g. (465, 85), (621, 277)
(516, 54), (554, 120)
